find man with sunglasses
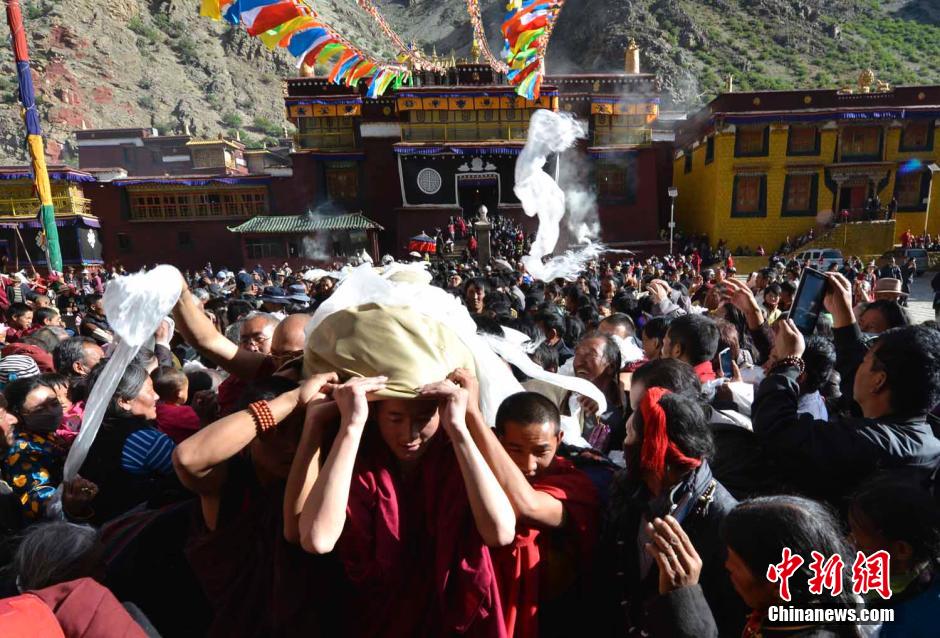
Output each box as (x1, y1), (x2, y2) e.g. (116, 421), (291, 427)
(751, 271), (940, 506)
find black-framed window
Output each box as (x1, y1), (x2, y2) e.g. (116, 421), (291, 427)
(683, 151), (692, 173)
(899, 120), (934, 152)
(596, 157), (638, 203)
(731, 174), (767, 218)
(705, 136), (714, 164)
(117, 233), (132, 253)
(894, 170), (930, 211)
(787, 126), (820, 156)
(734, 126), (769, 157)
(840, 126), (883, 161)
(245, 238), (286, 259)
(324, 161), (359, 202)
(781, 173), (819, 217)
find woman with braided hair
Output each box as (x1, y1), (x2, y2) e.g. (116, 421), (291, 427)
(592, 386), (745, 636)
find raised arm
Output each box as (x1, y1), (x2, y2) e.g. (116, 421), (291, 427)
(823, 272), (867, 410)
(299, 376), (387, 555)
(172, 283), (264, 380)
(175, 373), (336, 491)
(419, 380), (516, 547)
(283, 399), (339, 545)
(449, 369), (565, 528)
(724, 278), (774, 364)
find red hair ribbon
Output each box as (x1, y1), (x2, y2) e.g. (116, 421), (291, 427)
(638, 387), (702, 483)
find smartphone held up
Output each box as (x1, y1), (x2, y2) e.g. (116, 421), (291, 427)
(790, 268), (828, 335)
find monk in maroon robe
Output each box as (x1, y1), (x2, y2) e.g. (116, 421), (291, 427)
(297, 375), (517, 638)
(455, 375), (600, 638)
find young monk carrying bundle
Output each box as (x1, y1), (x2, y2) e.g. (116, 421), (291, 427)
(295, 303), (516, 638)
(444, 374), (599, 638)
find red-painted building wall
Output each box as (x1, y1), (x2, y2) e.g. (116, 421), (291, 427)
(89, 184), (246, 271)
(596, 146), (667, 245)
(268, 155), (320, 214)
(360, 138), (406, 255)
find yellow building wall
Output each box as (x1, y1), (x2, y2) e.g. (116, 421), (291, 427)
(929, 171), (940, 237)
(799, 220), (896, 256)
(882, 124), (940, 239)
(671, 118), (940, 251)
(707, 125), (833, 253)
(672, 139), (718, 241)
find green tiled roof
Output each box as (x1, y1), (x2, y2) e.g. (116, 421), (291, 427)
(229, 212), (383, 234)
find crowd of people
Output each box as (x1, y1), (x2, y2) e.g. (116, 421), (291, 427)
(0, 242), (938, 638)
(424, 214), (534, 263)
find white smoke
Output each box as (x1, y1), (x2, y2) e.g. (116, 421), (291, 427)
(559, 151), (600, 245)
(515, 109), (608, 281)
(302, 233), (331, 263)
(302, 203), (343, 264)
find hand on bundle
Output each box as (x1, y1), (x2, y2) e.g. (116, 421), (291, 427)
(447, 368), (482, 418)
(418, 379), (470, 437)
(154, 318), (172, 345)
(823, 272), (855, 328)
(644, 515), (703, 594)
(297, 372), (340, 409)
(333, 376), (387, 430)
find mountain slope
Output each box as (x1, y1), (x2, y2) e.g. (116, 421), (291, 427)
(0, 0), (936, 164)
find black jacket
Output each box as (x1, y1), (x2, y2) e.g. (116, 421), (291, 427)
(79, 415), (184, 525)
(752, 364), (940, 506)
(594, 462), (746, 637)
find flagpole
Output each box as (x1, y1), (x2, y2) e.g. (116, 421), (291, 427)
(5, 0), (62, 273)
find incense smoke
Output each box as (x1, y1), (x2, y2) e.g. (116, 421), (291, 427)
(559, 151), (600, 245)
(302, 203), (343, 264)
(515, 109), (592, 281)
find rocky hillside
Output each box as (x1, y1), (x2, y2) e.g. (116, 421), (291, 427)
(0, 0), (936, 164)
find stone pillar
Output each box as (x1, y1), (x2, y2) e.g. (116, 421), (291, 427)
(475, 220), (492, 265)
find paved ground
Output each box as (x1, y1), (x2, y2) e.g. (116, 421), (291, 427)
(906, 273), (936, 323)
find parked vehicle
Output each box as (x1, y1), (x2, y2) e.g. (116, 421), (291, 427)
(793, 248), (845, 270)
(879, 247), (929, 275)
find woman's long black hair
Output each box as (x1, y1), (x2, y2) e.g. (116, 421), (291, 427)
(723, 495), (857, 610)
(86, 361), (150, 418)
(849, 474), (940, 570)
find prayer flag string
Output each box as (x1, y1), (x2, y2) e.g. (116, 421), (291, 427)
(501, 0), (566, 99)
(353, 0), (446, 73)
(465, 0), (509, 73)
(198, 0), (411, 97)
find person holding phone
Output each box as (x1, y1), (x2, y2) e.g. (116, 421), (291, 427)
(751, 272), (940, 506)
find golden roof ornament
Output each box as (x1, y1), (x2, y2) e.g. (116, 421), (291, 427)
(471, 38), (482, 63)
(625, 38), (640, 74)
(858, 68), (875, 93)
